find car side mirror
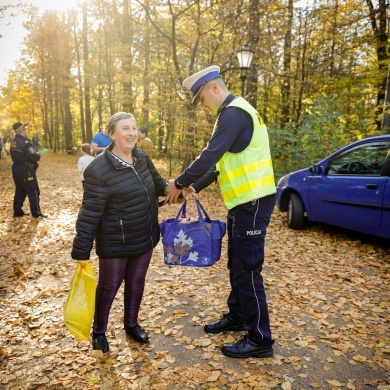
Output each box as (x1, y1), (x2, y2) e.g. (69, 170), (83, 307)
(309, 165), (322, 174)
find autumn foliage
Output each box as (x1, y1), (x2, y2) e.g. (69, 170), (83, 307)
(0, 152), (389, 389)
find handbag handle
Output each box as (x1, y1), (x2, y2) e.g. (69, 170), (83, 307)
(174, 197), (211, 223)
(194, 198), (212, 222)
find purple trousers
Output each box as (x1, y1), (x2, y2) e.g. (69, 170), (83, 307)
(93, 250), (152, 334)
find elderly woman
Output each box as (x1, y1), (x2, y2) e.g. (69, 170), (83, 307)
(71, 112), (170, 353)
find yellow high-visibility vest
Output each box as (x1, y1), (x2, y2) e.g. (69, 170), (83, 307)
(215, 97), (276, 210)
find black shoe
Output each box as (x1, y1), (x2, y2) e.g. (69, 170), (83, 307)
(204, 314), (247, 334)
(13, 212), (30, 217)
(32, 214), (47, 218)
(125, 324), (149, 344)
(221, 336), (273, 358)
(92, 334), (109, 353)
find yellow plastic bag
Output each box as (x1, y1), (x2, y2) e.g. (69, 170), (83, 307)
(64, 261), (96, 340)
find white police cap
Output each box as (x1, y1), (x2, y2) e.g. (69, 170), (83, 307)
(182, 65), (221, 104)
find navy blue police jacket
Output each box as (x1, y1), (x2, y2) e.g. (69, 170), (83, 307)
(10, 134), (41, 170)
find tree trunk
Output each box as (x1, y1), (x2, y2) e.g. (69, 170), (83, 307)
(381, 63), (390, 134)
(247, 0), (260, 109)
(142, 0), (151, 126)
(63, 87), (73, 150)
(82, 3), (93, 142)
(366, 0), (389, 128)
(73, 21), (86, 143)
(280, 0), (293, 127)
(121, 0), (134, 113)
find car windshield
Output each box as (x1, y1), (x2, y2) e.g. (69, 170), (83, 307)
(327, 141), (390, 175)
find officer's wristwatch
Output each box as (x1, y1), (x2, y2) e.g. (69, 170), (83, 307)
(174, 178), (183, 190)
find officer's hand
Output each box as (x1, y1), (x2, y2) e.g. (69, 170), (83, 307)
(182, 186), (196, 200)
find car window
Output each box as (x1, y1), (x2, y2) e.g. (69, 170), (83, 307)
(327, 141), (390, 176)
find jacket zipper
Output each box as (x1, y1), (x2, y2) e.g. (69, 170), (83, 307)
(110, 153), (152, 246)
(131, 166), (154, 247)
(120, 219), (125, 244)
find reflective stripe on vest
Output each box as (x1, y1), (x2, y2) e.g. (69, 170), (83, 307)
(215, 97), (276, 210)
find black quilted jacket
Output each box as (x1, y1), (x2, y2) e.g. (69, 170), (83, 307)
(71, 145), (166, 260)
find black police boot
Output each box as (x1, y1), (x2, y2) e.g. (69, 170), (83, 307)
(204, 314), (247, 334)
(221, 336), (274, 358)
(14, 212), (30, 217)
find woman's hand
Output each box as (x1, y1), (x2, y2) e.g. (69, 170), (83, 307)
(77, 260), (89, 268)
(165, 179), (182, 204)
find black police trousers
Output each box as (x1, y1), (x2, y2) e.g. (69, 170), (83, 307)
(226, 193), (275, 346)
(12, 167), (42, 217)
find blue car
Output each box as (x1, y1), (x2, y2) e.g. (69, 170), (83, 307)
(276, 135), (390, 239)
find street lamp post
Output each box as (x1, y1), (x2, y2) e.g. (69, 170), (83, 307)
(236, 43), (254, 97)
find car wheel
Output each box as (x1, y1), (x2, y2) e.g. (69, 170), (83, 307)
(287, 193), (305, 229)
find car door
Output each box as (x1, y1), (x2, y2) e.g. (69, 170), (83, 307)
(308, 141), (390, 231)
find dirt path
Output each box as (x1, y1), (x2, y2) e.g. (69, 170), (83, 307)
(0, 152), (389, 389)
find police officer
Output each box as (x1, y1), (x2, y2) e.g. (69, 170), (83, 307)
(166, 66), (276, 359)
(10, 122), (47, 218)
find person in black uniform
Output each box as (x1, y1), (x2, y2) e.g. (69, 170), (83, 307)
(10, 122), (47, 218)
(166, 66), (276, 359)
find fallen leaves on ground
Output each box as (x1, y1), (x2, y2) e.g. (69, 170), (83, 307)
(0, 152), (389, 389)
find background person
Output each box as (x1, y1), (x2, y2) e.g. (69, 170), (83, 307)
(71, 112), (174, 353)
(77, 143), (94, 188)
(91, 127), (111, 156)
(137, 126), (153, 158)
(5, 138), (11, 155)
(10, 122), (47, 218)
(0, 132), (6, 158)
(166, 65), (276, 359)
(32, 134), (40, 152)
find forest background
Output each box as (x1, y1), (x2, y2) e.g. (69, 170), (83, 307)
(0, 0), (389, 175)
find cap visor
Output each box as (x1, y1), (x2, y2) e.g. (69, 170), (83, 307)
(191, 84), (205, 105)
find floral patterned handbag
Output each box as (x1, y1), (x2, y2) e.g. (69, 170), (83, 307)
(159, 198), (226, 267)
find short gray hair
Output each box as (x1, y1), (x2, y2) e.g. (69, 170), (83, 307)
(106, 112), (135, 138)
